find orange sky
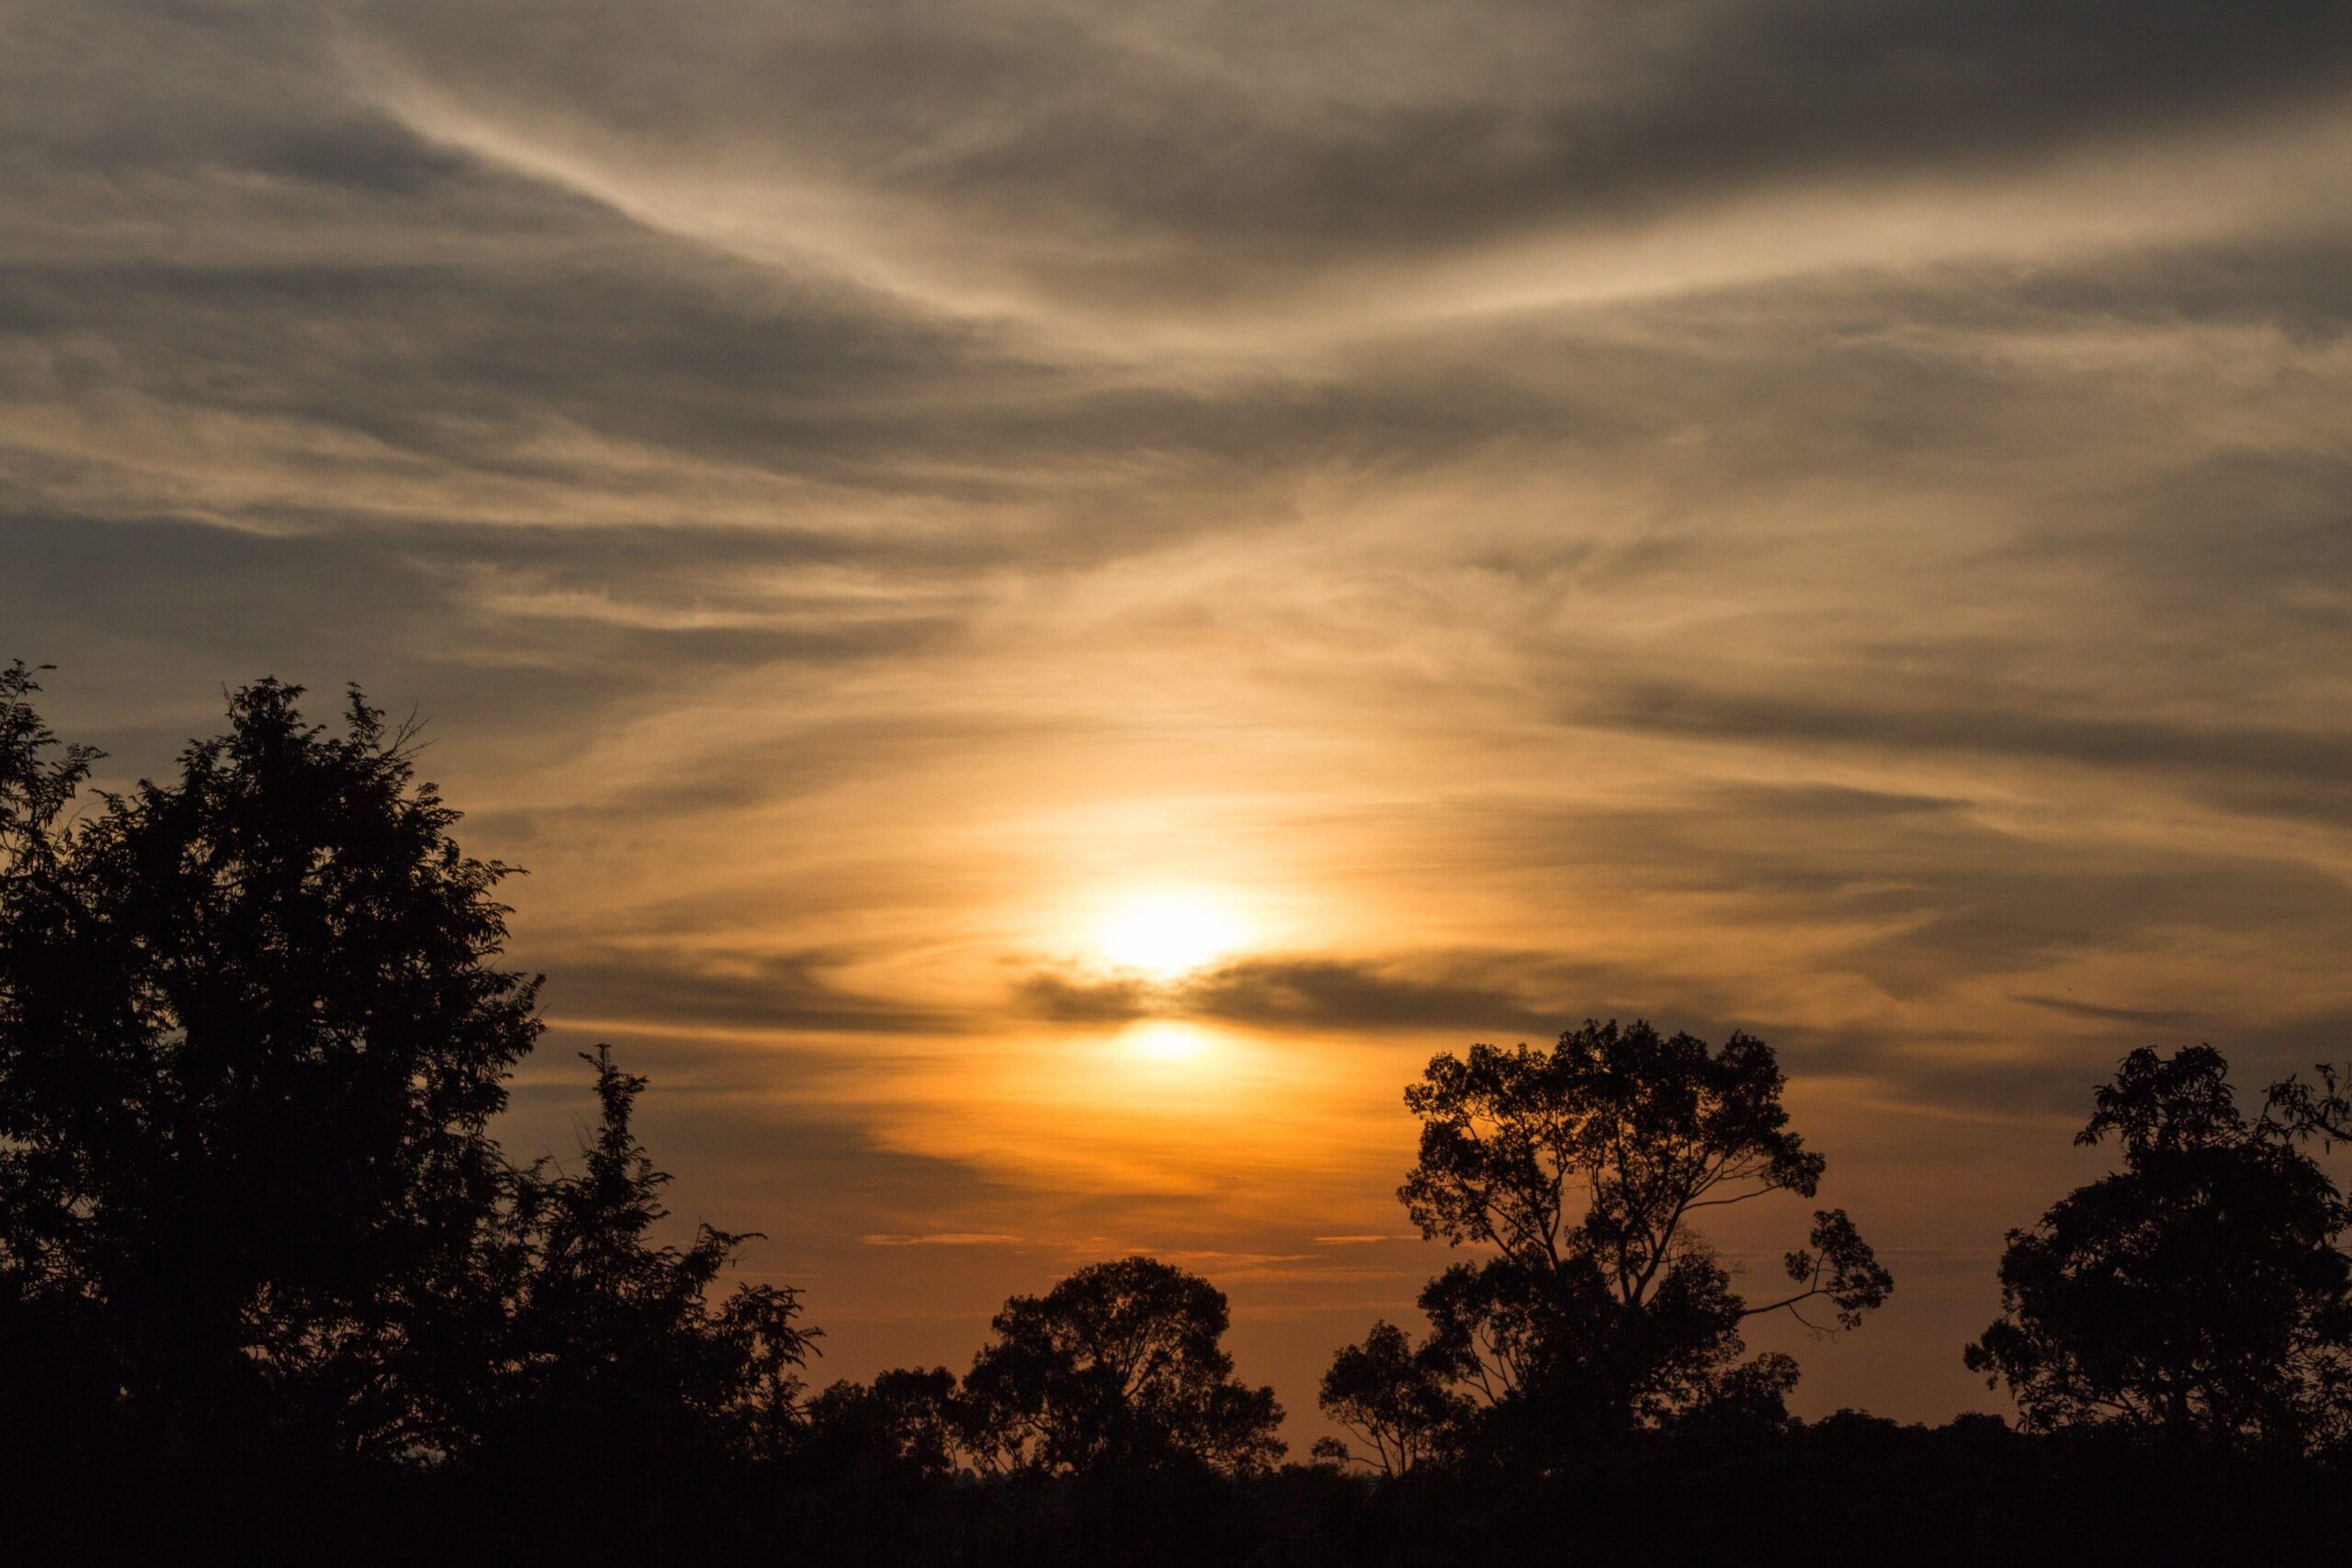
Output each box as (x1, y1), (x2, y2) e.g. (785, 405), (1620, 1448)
(7, 0), (2352, 1449)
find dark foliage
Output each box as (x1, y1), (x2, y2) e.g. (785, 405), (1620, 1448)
(958, 1255), (1286, 1476)
(1342, 1020), (1889, 1465)
(1317, 1319), (1470, 1475)
(1968, 1045), (2352, 1452)
(0, 672), (811, 1563)
(0, 674), (542, 1455)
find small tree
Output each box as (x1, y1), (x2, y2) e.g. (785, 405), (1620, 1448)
(1967, 1045), (2352, 1452)
(1396, 1020), (1888, 1448)
(799, 1366), (962, 1477)
(483, 1046), (818, 1463)
(1317, 1319), (1470, 1475)
(959, 1256), (1285, 1476)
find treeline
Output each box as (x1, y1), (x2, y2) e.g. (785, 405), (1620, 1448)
(1, 668), (2347, 1565)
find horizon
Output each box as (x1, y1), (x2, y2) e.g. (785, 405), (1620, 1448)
(8, 0), (2352, 1458)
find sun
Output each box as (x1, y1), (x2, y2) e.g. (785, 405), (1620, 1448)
(1095, 891), (1243, 978)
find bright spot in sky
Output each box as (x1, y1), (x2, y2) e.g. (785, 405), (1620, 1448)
(1124, 1021), (1214, 1064)
(1095, 891), (1243, 977)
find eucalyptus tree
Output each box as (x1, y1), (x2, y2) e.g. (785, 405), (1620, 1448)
(1968, 1045), (2352, 1452)
(1388, 1019), (1890, 1450)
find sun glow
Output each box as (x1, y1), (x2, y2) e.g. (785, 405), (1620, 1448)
(1123, 1021), (1215, 1064)
(1094, 891), (1245, 977)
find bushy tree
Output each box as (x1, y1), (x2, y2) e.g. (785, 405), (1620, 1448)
(801, 1366), (961, 1474)
(1967, 1045), (2352, 1453)
(0, 671), (817, 1481)
(959, 1255), (1285, 1476)
(1389, 1020), (1888, 1453)
(0, 676), (541, 1450)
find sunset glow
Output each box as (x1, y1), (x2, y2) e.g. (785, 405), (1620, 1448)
(1122, 1021), (1216, 1064)
(1094, 892), (1247, 978)
(9, 0), (2352, 1464)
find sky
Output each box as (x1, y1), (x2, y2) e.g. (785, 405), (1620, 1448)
(6, 0), (2352, 1442)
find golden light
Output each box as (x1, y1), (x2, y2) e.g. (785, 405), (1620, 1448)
(1094, 891), (1244, 977)
(1123, 1021), (1214, 1064)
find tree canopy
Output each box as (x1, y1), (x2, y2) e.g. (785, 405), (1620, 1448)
(1968, 1045), (2352, 1453)
(0, 677), (543, 1449)
(1317, 1318), (1470, 1475)
(959, 1255), (1285, 1476)
(477, 1046), (818, 1465)
(0, 673), (809, 1482)
(1385, 1020), (1890, 1452)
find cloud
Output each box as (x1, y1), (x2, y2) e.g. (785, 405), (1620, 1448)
(1578, 680), (2352, 829)
(860, 1232), (1023, 1247)
(541, 946), (955, 1037)
(2010, 995), (2201, 1028)
(338, 0), (2352, 334)
(1018, 950), (1738, 1038)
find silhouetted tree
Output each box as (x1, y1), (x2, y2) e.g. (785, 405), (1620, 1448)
(1967, 1045), (2352, 1453)
(1316, 1319), (1470, 1474)
(479, 1046), (818, 1467)
(0, 662), (96, 867)
(1392, 1020), (1889, 1454)
(0, 676), (541, 1451)
(2270, 1060), (2352, 1150)
(799, 1366), (962, 1477)
(958, 1255), (1285, 1476)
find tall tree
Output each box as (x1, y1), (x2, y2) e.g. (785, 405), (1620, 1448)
(1395, 1020), (1889, 1449)
(0, 677), (541, 1450)
(959, 1256), (1285, 1476)
(1967, 1045), (2352, 1452)
(0, 663), (110, 1448)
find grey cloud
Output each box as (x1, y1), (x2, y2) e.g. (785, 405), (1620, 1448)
(2011, 995), (2201, 1028)
(1184, 958), (1594, 1035)
(537, 946), (956, 1036)
(1019, 951), (1740, 1039)
(1443, 780), (2352, 1006)
(343, 0), (2352, 308)
(0, 513), (963, 768)
(1579, 679), (2352, 829)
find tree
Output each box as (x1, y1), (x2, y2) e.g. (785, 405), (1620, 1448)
(799, 1366), (962, 1477)
(1395, 1020), (1889, 1449)
(1966, 1045), (2352, 1452)
(481, 1047), (819, 1466)
(1317, 1319), (1470, 1475)
(0, 663), (110, 1455)
(958, 1256), (1285, 1476)
(0, 676), (541, 1450)
(0, 661), (96, 872)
